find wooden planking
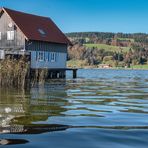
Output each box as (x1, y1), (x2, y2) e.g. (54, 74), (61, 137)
(30, 51), (67, 69)
(25, 40), (67, 53)
(0, 10), (25, 49)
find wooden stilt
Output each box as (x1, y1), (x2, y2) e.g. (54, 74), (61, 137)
(30, 68), (77, 79)
(73, 69), (77, 79)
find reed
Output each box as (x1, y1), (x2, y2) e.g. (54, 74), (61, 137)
(0, 56), (29, 88)
(0, 56), (49, 89)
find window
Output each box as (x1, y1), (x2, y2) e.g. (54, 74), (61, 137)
(38, 28), (46, 37)
(48, 52), (50, 61)
(0, 50), (5, 59)
(37, 52), (44, 61)
(7, 31), (14, 40)
(50, 52), (56, 62)
(0, 32), (1, 40)
(44, 52), (48, 61)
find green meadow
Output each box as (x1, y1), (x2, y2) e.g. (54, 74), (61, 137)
(132, 64), (148, 69)
(84, 43), (130, 52)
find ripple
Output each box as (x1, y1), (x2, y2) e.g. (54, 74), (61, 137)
(1, 69), (148, 147)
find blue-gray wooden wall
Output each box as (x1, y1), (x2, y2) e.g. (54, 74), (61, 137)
(26, 41), (67, 69)
(31, 51), (67, 69)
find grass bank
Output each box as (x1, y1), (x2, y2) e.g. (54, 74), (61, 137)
(131, 65), (148, 69)
(67, 60), (148, 70)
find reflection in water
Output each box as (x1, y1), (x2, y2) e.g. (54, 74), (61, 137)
(0, 70), (148, 148)
(0, 81), (68, 134)
(0, 139), (29, 145)
(0, 124), (69, 134)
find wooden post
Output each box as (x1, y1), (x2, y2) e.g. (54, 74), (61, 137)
(57, 72), (60, 78)
(73, 69), (77, 79)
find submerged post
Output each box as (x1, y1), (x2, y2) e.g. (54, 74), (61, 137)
(73, 69), (77, 79)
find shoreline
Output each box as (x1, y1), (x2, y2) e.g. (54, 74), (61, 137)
(67, 66), (148, 70)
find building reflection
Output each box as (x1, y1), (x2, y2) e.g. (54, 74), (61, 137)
(0, 81), (69, 134)
(0, 139), (29, 146)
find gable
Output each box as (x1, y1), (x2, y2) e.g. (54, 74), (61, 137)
(0, 10), (13, 31)
(0, 9), (26, 48)
(0, 9), (27, 38)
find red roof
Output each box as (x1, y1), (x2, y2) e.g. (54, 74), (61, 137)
(2, 7), (71, 45)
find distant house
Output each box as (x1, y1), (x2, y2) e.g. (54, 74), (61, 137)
(98, 64), (112, 69)
(0, 7), (71, 70)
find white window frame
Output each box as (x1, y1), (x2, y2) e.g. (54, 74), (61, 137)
(0, 50), (5, 59)
(44, 52), (48, 62)
(38, 52), (44, 61)
(0, 32), (1, 40)
(50, 52), (56, 62)
(7, 31), (14, 40)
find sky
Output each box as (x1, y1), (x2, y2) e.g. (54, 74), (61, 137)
(0, 0), (148, 33)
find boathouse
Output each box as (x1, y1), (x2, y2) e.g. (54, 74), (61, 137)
(0, 7), (76, 78)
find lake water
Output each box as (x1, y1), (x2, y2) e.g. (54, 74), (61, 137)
(0, 69), (148, 148)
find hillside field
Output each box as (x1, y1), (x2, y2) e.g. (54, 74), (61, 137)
(84, 43), (130, 52)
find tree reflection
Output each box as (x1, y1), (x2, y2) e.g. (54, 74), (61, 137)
(0, 81), (69, 134)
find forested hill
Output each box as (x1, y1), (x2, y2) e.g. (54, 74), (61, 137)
(66, 32), (148, 44)
(66, 32), (148, 69)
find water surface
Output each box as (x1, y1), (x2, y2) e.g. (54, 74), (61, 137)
(0, 69), (148, 148)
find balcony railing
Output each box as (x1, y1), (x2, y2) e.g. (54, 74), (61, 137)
(5, 50), (30, 55)
(0, 48), (30, 59)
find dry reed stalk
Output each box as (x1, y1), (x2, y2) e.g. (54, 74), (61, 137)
(0, 56), (49, 89)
